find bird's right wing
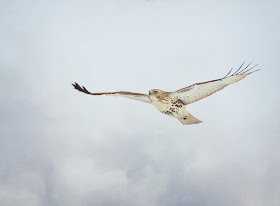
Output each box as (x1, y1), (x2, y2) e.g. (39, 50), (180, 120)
(169, 62), (259, 105)
(72, 82), (151, 103)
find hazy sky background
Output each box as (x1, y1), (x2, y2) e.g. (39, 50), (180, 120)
(0, 0), (280, 205)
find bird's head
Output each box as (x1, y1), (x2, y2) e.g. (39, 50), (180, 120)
(149, 89), (164, 97)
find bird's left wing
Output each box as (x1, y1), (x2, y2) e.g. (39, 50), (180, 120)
(169, 62), (259, 105)
(72, 82), (151, 103)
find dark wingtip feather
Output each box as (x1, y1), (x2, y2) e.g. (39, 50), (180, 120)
(224, 62), (259, 78)
(223, 67), (233, 78)
(244, 68), (260, 75)
(72, 82), (91, 94)
(239, 64), (258, 75)
(232, 61), (245, 75)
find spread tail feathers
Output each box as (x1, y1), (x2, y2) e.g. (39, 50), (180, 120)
(178, 110), (202, 125)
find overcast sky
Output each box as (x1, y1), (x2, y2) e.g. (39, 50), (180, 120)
(0, 0), (280, 206)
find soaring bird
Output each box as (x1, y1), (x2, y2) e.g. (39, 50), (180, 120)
(72, 62), (259, 125)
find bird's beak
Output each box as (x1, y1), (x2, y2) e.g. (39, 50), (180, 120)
(149, 91), (151, 95)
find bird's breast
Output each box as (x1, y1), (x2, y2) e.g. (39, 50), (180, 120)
(151, 100), (185, 118)
(151, 101), (171, 112)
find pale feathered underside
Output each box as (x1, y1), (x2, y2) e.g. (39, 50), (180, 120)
(169, 62), (259, 105)
(72, 82), (151, 103)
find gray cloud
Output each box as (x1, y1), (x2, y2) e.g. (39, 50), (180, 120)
(0, 0), (279, 206)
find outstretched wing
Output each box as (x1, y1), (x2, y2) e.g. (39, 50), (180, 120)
(72, 82), (151, 103)
(169, 62), (259, 105)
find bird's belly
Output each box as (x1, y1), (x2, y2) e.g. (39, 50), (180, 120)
(152, 101), (185, 118)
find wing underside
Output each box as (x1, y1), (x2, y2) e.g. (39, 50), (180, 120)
(169, 62), (259, 105)
(72, 82), (151, 103)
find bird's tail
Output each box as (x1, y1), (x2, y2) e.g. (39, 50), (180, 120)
(178, 110), (202, 125)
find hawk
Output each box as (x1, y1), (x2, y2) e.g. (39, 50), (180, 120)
(72, 62), (259, 125)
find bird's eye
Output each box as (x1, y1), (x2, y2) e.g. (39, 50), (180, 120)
(154, 91), (158, 94)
